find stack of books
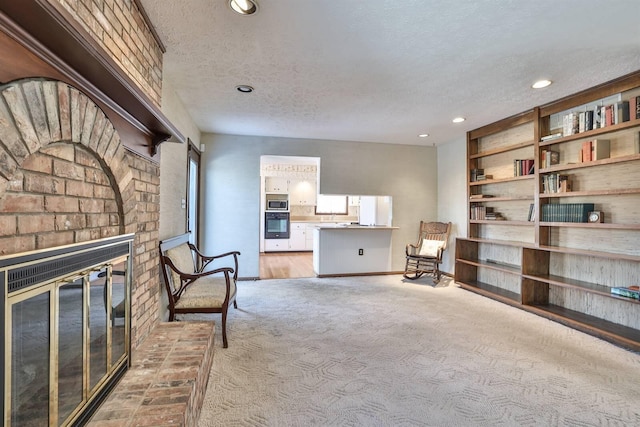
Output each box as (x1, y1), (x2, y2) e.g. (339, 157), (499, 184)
(470, 206), (504, 220)
(470, 168), (484, 182)
(542, 174), (571, 193)
(470, 194), (494, 200)
(514, 159), (534, 176)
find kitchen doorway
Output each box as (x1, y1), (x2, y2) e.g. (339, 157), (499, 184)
(260, 155), (320, 279)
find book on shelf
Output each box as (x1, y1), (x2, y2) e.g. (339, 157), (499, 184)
(527, 203), (536, 221)
(540, 203), (594, 222)
(584, 110), (593, 131)
(610, 287), (640, 300)
(475, 174), (493, 181)
(541, 132), (562, 142)
(593, 104), (601, 129)
(615, 100), (630, 124)
(578, 112), (586, 133)
(581, 140), (592, 162)
(635, 95), (640, 120)
(591, 139), (610, 160)
(604, 105), (614, 127)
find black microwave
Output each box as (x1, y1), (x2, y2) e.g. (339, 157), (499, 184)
(267, 200), (288, 210)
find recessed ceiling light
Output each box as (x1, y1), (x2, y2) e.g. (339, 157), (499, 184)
(418, 134), (429, 138)
(452, 117), (465, 123)
(532, 79), (552, 89)
(236, 85), (254, 93)
(229, 0), (258, 15)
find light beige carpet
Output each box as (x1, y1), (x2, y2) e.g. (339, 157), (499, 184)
(191, 275), (640, 426)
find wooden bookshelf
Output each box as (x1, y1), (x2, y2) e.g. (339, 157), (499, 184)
(456, 70), (640, 352)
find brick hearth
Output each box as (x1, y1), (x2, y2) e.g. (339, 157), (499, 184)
(87, 322), (216, 427)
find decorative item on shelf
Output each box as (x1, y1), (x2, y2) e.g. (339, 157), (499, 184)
(540, 150), (559, 169)
(588, 211), (604, 223)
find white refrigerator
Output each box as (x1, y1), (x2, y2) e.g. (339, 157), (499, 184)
(359, 196), (392, 226)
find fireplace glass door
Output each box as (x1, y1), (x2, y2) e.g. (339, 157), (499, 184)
(4, 239), (132, 427)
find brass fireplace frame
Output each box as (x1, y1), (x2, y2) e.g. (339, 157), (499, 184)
(1, 234), (134, 426)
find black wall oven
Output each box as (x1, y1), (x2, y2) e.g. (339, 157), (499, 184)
(265, 212), (290, 239)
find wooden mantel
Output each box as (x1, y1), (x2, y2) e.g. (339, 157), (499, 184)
(0, 0), (184, 160)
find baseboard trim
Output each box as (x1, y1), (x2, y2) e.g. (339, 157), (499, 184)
(316, 271), (404, 278)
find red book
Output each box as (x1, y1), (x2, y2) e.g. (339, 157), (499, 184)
(605, 105), (614, 126)
(582, 141), (592, 162)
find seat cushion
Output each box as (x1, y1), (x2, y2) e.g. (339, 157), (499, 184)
(175, 276), (236, 309)
(418, 239), (443, 257)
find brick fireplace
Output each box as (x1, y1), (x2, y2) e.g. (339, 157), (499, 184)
(0, 76), (163, 425)
(0, 77), (162, 347)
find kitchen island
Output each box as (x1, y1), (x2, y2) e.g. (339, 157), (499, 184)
(312, 224), (399, 276)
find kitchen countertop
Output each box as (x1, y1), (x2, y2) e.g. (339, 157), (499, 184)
(314, 224), (399, 230)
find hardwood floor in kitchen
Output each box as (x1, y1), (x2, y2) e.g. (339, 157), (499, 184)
(260, 252), (314, 279)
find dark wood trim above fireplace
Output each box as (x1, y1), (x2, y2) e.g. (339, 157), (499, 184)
(0, 0), (184, 159)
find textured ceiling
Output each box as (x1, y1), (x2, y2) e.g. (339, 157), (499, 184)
(140, 0), (640, 146)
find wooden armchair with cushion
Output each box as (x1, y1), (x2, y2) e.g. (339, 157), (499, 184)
(404, 221), (451, 283)
(159, 233), (240, 348)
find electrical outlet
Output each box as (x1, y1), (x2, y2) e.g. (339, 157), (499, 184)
(358, 249), (363, 256)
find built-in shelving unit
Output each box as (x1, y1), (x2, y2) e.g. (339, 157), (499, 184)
(456, 70), (640, 352)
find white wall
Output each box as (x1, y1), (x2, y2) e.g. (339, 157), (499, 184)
(437, 137), (468, 274)
(200, 134), (439, 278)
(159, 80), (202, 241)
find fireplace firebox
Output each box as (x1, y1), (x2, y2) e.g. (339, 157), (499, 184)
(2, 234), (134, 426)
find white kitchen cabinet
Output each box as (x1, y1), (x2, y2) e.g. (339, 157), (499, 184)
(289, 225), (306, 251)
(265, 177), (289, 193)
(305, 223), (318, 250)
(289, 179), (317, 206)
(264, 239), (289, 252)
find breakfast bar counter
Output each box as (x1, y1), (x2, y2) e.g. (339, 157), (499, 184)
(312, 225), (399, 276)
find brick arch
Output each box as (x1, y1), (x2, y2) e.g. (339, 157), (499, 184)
(0, 78), (135, 254)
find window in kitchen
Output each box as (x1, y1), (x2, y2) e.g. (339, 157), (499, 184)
(315, 195), (347, 215)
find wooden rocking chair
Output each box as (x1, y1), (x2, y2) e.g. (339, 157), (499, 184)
(404, 221), (451, 283)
